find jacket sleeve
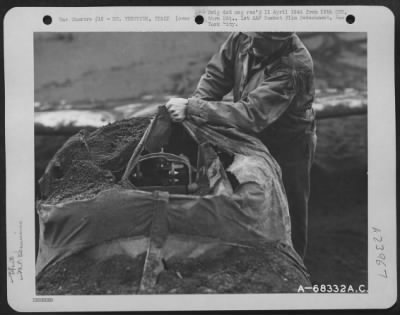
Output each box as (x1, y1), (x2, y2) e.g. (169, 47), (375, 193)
(187, 66), (297, 134)
(192, 33), (238, 101)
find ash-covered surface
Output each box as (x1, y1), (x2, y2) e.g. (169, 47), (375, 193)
(37, 243), (309, 295)
(37, 254), (146, 295)
(39, 117), (150, 204)
(156, 243), (309, 294)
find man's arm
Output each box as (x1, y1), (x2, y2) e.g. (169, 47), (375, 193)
(186, 66), (297, 134)
(192, 33), (238, 101)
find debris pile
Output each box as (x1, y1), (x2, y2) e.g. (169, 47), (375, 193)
(39, 117), (150, 204)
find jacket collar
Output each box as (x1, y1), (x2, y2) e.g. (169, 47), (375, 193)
(239, 33), (294, 69)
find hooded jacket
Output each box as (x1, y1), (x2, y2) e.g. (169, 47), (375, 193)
(187, 32), (315, 163)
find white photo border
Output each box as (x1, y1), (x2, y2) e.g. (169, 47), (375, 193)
(4, 6), (396, 311)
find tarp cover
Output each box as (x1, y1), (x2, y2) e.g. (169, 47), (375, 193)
(36, 107), (293, 277)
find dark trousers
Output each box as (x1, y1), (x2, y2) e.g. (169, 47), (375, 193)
(262, 127), (317, 259)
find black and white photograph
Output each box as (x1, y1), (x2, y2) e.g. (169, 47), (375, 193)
(33, 31), (368, 295)
(4, 5), (396, 311)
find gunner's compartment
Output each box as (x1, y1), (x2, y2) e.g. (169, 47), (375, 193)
(128, 123), (198, 194)
(127, 122), (238, 195)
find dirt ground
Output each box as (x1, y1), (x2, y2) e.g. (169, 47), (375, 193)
(306, 115), (367, 288)
(307, 167), (367, 288)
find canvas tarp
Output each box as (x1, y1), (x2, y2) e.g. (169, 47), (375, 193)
(36, 106), (295, 281)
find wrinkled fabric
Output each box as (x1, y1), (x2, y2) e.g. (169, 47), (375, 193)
(37, 182), (290, 276)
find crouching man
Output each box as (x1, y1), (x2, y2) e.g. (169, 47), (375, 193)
(166, 32), (317, 259)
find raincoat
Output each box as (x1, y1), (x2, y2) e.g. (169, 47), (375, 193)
(187, 32), (317, 257)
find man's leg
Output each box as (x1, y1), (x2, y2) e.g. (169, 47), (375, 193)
(278, 131), (316, 259)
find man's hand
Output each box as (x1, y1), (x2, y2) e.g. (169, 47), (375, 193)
(166, 98), (188, 122)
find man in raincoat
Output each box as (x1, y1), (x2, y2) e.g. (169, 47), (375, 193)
(166, 32), (316, 259)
